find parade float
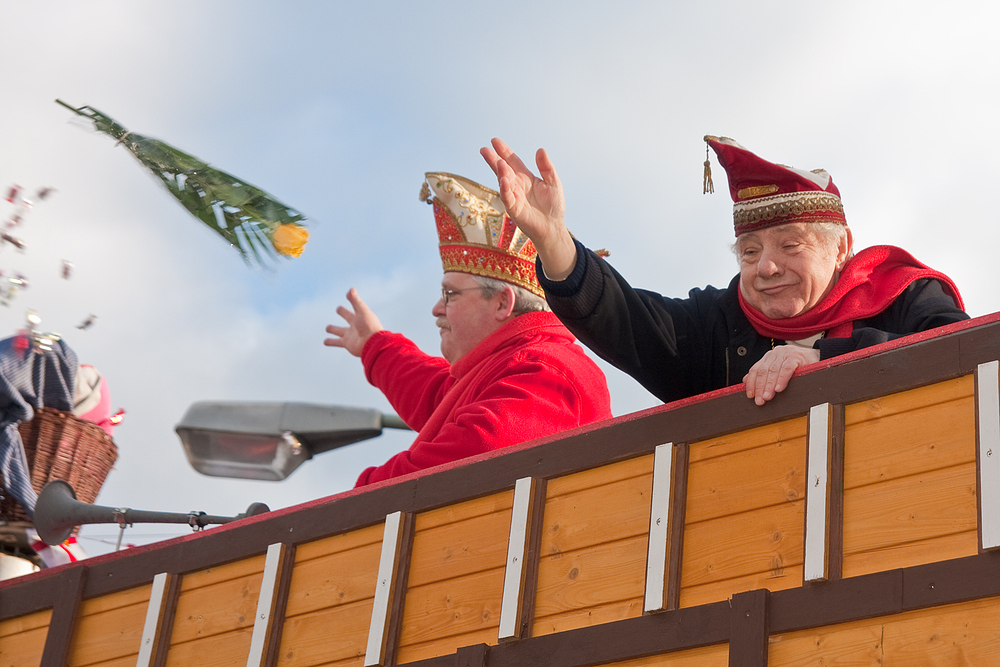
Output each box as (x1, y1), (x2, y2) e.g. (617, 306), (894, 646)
(1, 309), (998, 667)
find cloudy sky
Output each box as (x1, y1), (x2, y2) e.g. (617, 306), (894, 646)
(2, 1), (998, 556)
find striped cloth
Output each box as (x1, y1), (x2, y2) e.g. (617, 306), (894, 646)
(0, 335), (77, 519)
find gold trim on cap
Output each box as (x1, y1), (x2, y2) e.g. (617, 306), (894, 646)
(737, 185), (779, 199)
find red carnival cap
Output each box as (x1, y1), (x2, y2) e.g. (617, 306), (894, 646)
(419, 172), (543, 297)
(704, 135), (847, 236)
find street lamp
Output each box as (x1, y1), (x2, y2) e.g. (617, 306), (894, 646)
(175, 402), (410, 481)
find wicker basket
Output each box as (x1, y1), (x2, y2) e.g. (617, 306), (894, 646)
(0, 408), (118, 522)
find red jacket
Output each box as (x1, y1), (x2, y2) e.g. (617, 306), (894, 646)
(355, 311), (611, 486)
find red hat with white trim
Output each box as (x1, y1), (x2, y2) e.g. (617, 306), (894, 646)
(704, 135), (847, 236)
(419, 172), (543, 297)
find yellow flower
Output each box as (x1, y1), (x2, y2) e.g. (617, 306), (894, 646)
(272, 224), (309, 258)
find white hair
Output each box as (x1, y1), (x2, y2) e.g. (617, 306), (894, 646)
(472, 275), (551, 315)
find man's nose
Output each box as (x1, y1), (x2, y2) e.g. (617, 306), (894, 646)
(757, 249), (782, 277)
(432, 297), (446, 317)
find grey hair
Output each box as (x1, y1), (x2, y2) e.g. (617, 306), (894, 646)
(472, 275), (551, 315)
(732, 222), (854, 263)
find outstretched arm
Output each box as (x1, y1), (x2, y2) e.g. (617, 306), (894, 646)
(324, 288), (384, 357)
(480, 138), (578, 280)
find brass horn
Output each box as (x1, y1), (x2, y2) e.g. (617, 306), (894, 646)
(34, 480), (270, 546)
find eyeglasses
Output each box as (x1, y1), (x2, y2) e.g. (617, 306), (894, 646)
(440, 286), (483, 306)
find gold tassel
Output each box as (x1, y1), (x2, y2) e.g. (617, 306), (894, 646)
(418, 182), (431, 203)
(703, 144), (714, 194)
(594, 248), (610, 258)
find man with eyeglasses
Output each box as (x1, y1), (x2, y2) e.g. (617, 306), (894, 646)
(324, 173), (612, 487)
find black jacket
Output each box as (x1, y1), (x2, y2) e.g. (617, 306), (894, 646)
(540, 240), (969, 404)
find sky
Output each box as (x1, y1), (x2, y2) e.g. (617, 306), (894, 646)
(2, 1), (999, 557)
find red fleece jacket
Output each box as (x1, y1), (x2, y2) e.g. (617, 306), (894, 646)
(355, 311), (611, 486)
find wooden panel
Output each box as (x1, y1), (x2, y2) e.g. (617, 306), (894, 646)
(594, 643), (728, 666)
(69, 585), (152, 666)
(679, 566), (802, 610)
(845, 377), (975, 490)
(294, 523), (384, 564)
(686, 434), (806, 524)
(769, 595), (1000, 667)
(85, 654), (141, 667)
(279, 529), (381, 667)
(545, 455), (653, 498)
(285, 541), (382, 617)
(413, 490), (514, 531)
(846, 374), (973, 424)
(396, 626), (498, 664)
(688, 418), (807, 464)
(178, 553), (266, 591)
(533, 598), (644, 637)
(681, 501), (804, 590)
(164, 626), (254, 667)
(0, 617), (49, 667)
(540, 472), (653, 556)
(168, 556), (265, 654)
(842, 463), (978, 576)
(533, 534), (648, 635)
(407, 500), (513, 587)
(396, 567), (505, 663)
(842, 530), (979, 580)
(530, 457), (653, 638)
(0, 608), (51, 637)
(277, 598), (374, 667)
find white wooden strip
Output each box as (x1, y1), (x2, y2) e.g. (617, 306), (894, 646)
(977, 361), (1000, 550)
(644, 442), (674, 612)
(804, 403), (832, 582)
(364, 511), (405, 666)
(135, 572), (170, 667)
(246, 543), (286, 667)
(498, 477), (536, 640)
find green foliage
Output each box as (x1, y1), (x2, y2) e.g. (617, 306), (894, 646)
(57, 100), (309, 267)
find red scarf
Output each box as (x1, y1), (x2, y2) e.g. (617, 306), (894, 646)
(738, 245), (964, 340)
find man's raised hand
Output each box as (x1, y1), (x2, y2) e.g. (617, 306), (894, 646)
(480, 138), (577, 280)
(324, 288), (384, 357)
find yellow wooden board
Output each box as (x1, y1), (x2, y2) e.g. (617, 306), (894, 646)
(414, 490), (514, 531)
(407, 503), (512, 588)
(685, 435), (806, 525)
(688, 418), (807, 464)
(169, 568), (263, 646)
(769, 595), (1000, 667)
(596, 643), (728, 667)
(845, 376), (975, 490)
(284, 540), (381, 618)
(540, 472), (653, 557)
(396, 626), (499, 664)
(681, 500), (804, 589)
(277, 598), (374, 667)
(842, 529), (979, 580)
(545, 455), (653, 498)
(294, 523), (384, 564)
(398, 567), (505, 647)
(533, 534), (648, 635)
(178, 553), (265, 591)
(164, 626), (254, 667)
(842, 463), (978, 575)
(0, 608), (50, 637)
(69, 585), (151, 666)
(0, 623), (48, 667)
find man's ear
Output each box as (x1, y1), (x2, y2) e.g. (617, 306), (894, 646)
(495, 285), (517, 321)
(837, 227), (854, 270)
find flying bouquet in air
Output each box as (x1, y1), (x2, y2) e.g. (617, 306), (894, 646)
(57, 99), (311, 267)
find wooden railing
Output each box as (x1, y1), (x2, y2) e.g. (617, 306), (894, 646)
(1, 314), (999, 667)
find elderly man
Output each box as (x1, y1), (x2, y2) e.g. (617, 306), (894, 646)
(481, 136), (967, 406)
(325, 172), (612, 486)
